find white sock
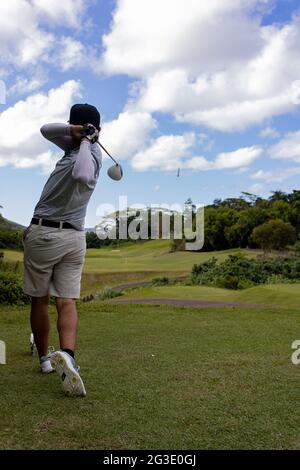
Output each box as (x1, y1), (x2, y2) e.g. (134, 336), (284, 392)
(40, 356), (54, 374)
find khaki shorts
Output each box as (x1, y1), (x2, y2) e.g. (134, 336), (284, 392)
(23, 224), (86, 299)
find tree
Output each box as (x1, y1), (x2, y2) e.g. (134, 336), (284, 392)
(86, 231), (102, 248)
(269, 190), (289, 202)
(268, 200), (292, 222)
(241, 192), (261, 206)
(251, 219), (296, 252)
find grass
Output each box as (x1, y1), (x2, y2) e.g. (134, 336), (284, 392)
(83, 242), (258, 273)
(2, 243), (261, 296)
(118, 283), (300, 312)
(0, 301), (299, 449)
(2, 243), (257, 274)
(1, 241), (298, 449)
(1, 249), (23, 262)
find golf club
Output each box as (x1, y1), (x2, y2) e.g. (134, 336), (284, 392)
(97, 141), (123, 181)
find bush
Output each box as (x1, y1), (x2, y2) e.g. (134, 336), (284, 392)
(292, 240), (300, 255)
(251, 219), (296, 251)
(191, 253), (300, 289)
(96, 288), (123, 300)
(0, 252), (29, 304)
(0, 271), (30, 305)
(151, 276), (174, 286)
(217, 275), (240, 290)
(0, 230), (23, 250)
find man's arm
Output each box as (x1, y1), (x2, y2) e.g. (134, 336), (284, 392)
(40, 123), (85, 151)
(40, 123), (73, 151)
(72, 138), (96, 184)
(41, 123), (96, 183)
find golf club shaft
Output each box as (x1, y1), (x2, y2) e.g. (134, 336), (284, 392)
(97, 141), (118, 165)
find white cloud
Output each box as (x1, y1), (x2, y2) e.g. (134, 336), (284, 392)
(7, 70), (48, 97)
(178, 92), (292, 132)
(0, 0), (54, 67)
(0, 0), (89, 70)
(102, 0), (269, 77)
(131, 131), (262, 172)
(214, 146), (263, 169)
(184, 146), (262, 171)
(57, 37), (86, 71)
(0, 80), (81, 172)
(131, 133), (196, 171)
(198, 133), (215, 151)
(260, 126), (280, 139)
(102, 0), (300, 132)
(31, 0), (86, 28)
(251, 167), (300, 183)
(0, 84), (157, 173)
(101, 111), (157, 160)
(268, 130), (300, 162)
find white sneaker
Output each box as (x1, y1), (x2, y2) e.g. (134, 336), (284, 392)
(50, 351), (86, 397)
(40, 356), (54, 374)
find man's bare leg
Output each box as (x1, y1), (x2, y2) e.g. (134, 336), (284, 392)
(56, 298), (78, 353)
(52, 298), (85, 396)
(30, 295), (50, 358)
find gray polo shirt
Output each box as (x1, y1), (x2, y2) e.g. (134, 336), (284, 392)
(33, 124), (102, 231)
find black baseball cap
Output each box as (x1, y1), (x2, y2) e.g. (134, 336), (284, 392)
(69, 103), (101, 130)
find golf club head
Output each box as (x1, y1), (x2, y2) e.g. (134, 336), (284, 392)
(107, 163), (123, 181)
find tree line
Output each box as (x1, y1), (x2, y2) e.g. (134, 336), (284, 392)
(1, 190), (300, 252)
(201, 190), (299, 252)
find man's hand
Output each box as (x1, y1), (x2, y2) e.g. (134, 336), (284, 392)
(70, 125), (85, 140)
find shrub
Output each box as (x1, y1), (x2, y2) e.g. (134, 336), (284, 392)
(0, 271), (30, 305)
(251, 219), (296, 252)
(191, 254), (300, 289)
(0, 230), (23, 250)
(151, 276), (173, 286)
(217, 275), (240, 290)
(96, 288), (123, 300)
(0, 252), (29, 304)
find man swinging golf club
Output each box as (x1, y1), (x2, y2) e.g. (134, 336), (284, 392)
(23, 103), (121, 397)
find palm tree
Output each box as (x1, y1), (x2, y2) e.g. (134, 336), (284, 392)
(269, 190), (289, 202)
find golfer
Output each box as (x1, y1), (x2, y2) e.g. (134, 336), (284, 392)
(23, 103), (102, 397)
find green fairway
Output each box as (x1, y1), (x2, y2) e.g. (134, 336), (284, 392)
(2, 244), (258, 276)
(0, 301), (299, 449)
(83, 242), (257, 273)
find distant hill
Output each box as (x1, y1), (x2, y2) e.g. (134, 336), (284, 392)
(0, 214), (25, 231)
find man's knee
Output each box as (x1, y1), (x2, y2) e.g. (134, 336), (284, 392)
(56, 297), (76, 310)
(31, 295), (50, 306)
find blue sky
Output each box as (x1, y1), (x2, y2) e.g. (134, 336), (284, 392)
(1, 0), (300, 227)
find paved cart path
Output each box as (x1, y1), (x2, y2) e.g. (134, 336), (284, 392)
(111, 297), (268, 309)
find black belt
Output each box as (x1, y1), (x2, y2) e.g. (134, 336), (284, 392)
(31, 218), (75, 229)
